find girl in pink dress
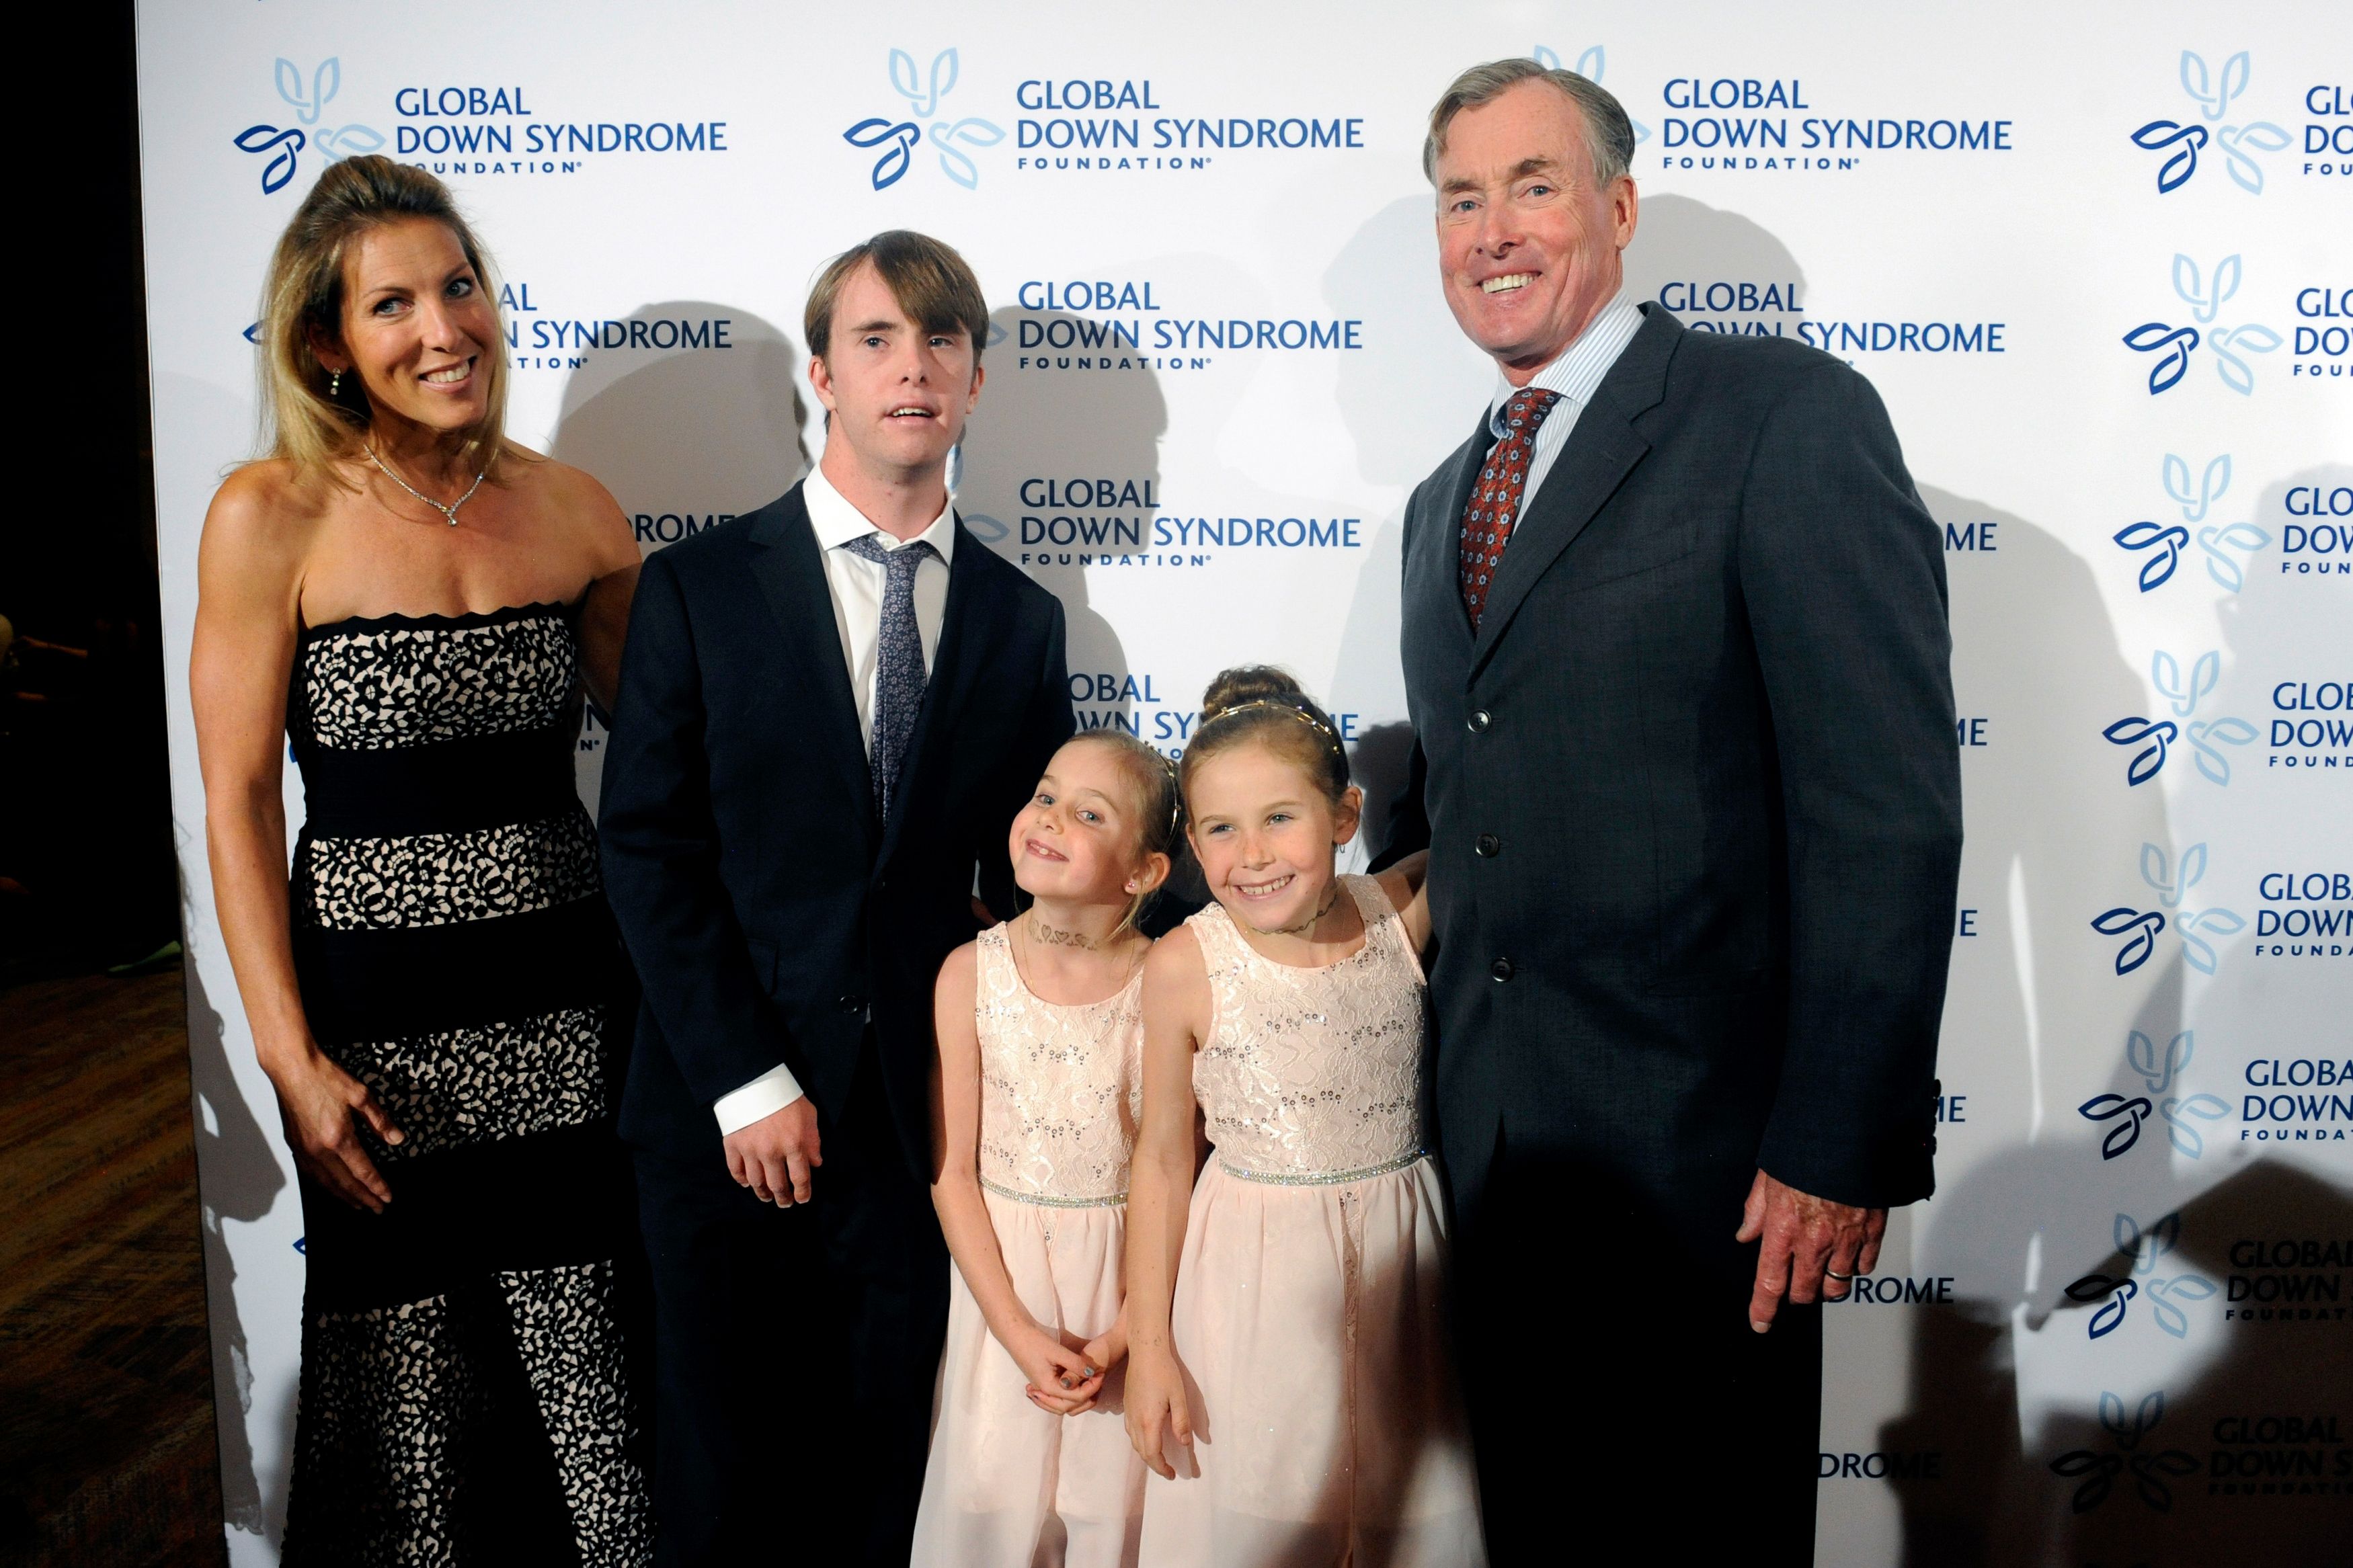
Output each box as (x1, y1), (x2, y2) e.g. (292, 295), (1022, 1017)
(1126, 669), (1486, 1567)
(914, 731), (1181, 1568)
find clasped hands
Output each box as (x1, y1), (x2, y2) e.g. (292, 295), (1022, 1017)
(1737, 1168), (1888, 1332)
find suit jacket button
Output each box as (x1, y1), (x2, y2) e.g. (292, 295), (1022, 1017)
(838, 993), (864, 1013)
(1490, 957), (1514, 983)
(1466, 709), (1492, 733)
(1474, 833), (1501, 858)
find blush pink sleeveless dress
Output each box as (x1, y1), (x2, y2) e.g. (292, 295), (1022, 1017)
(1138, 876), (1486, 1567)
(912, 923), (1148, 1568)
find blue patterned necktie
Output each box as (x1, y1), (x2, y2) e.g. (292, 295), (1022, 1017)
(1459, 386), (1562, 628)
(842, 532), (937, 825)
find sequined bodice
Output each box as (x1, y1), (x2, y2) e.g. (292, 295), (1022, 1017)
(973, 926), (1145, 1204)
(1188, 876), (1429, 1181)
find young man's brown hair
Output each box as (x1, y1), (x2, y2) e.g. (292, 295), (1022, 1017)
(804, 229), (991, 364)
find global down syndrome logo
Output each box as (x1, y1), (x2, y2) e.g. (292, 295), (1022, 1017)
(2108, 451), (2267, 594)
(844, 48), (1004, 189)
(2121, 253), (2281, 395)
(2064, 1210), (2219, 1340)
(2089, 841), (2243, 975)
(2130, 50), (2290, 194)
(2102, 646), (2256, 786)
(2078, 1028), (2229, 1159)
(233, 57), (386, 194)
(2050, 1391), (2199, 1512)
(1531, 45), (1652, 147)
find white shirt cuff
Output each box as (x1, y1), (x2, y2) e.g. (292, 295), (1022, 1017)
(713, 1063), (805, 1136)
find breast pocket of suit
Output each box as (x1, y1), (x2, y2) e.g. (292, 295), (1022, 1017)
(1560, 512), (1697, 595)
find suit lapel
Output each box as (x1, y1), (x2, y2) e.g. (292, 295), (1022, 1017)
(1414, 409), (1495, 648)
(748, 485), (878, 854)
(877, 515), (992, 871)
(1469, 308), (1681, 671)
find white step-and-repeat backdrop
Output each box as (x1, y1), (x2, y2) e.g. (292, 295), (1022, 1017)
(135, 2), (2347, 1561)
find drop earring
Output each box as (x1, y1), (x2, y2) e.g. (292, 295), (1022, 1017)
(329, 370), (342, 397)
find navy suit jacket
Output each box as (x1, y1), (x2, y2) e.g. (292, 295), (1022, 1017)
(598, 483), (1072, 1173)
(1393, 305), (1962, 1276)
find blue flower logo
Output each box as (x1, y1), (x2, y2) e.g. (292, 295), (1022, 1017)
(232, 57), (385, 195)
(845, 48), (1005, 190)
(2065, 1212), (2219, 1340)
(2048, 1391), (2198, 1512)
(2141, 840), (2245, 973)
(1533, 46), (1651, 147)
(2118, 647), (2256, 785)
(2077, 1031), (2231, 1160)
(2122, 253), (2280, 395)
(2130, 50), (2290, 194)
(2110, 453), (2269, 593)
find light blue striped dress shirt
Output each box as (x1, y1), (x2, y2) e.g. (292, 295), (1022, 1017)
(1482, 290), (1647, 526)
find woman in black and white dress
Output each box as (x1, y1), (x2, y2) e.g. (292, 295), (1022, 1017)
(192, 155), (649, 1563)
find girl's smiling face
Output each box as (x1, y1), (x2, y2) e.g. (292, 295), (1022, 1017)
(1010, 740), (1157, 905)
(1185, 742), (1361, 934)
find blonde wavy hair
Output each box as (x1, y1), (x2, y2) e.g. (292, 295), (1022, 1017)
(255, 155), (512, 485)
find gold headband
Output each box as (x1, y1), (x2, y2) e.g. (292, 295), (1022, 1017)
(1197, 697), (1346, 757)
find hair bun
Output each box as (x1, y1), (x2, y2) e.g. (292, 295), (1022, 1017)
(1200, 665), (1304, 721)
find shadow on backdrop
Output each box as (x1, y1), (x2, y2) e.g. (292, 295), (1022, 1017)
(1322, 192), (1491, 842)
(548, 302), (813, 554)
(182, 950), (284, 1535)
(956, 307), (1185, 917)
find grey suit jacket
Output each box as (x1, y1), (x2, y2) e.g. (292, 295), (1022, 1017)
(1396, 304), (1962, 1271)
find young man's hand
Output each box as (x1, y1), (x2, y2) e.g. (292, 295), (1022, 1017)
(723, 1096), (822, 1205)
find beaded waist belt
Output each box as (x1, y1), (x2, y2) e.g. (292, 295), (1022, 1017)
(1217, 1147), (1427, 1188)
(980, 1175), (1128, 1209)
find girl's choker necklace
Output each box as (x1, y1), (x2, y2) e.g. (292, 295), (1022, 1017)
(1243, 879), (1342, 940)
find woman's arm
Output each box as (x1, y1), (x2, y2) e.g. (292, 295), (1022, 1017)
(1123, 925), (1210, 1477)
(191, 469), (404, 1211)
(930, 942), (1105, 1413)
(557, 461), (642, 714)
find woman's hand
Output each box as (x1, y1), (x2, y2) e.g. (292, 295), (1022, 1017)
(999, 1319), (1106, 1415)
(265, 1046), (405, 1212)
(1123, 1343), (1194, 1478)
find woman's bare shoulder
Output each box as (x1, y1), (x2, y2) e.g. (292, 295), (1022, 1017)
(204, 460), (337, 564)
(506, 446), (637, 568)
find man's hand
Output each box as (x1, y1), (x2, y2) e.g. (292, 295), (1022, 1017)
(1736, 1168), (1886, 1332)
(723, 1095), (821, 1206)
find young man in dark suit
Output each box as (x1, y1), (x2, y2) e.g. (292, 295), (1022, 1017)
(1387, 62), (1962, 1562)
(599, 231), (1072, 1565)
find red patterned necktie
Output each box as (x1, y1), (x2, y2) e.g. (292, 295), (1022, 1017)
(1458, 386), (1562, 628)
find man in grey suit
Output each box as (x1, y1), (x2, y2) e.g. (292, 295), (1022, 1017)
(1386, 61), (1962, 1560)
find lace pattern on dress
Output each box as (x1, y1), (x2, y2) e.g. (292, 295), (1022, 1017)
(329, 1007), (609, 1161)
(303, 616), (576, 751)
(1187, 875), (1429, 1182)
(500, 1262), (657, 1565)
(972, 924), (1144, 1205)
(298, 807), (600, 931)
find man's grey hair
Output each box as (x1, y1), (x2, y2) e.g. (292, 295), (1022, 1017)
(1423, 58), (1636, 189)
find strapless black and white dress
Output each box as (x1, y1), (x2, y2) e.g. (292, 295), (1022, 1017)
(280, 602), (651, 1565)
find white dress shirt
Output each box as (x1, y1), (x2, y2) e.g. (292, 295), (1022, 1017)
(1483, 288), (1646, 526)
(711, 463), (956, 1137)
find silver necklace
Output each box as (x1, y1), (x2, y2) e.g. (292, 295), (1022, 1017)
(363, 444), (485, 527)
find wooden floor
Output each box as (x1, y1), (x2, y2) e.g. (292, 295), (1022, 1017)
(1, 962), (227, 1567)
